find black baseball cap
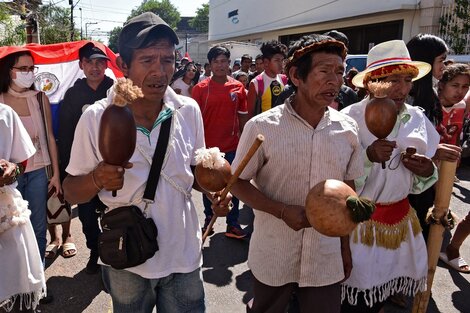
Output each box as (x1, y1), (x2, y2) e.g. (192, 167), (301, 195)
(79, 43), (110, 61)
(119, 12), (179, 54)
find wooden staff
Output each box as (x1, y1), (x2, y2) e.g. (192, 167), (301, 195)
(412, 160), (458, 313)
(201, 134), (264, 244)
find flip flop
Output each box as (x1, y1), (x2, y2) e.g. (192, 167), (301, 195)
(439, 252), (470, 273)
(45, 244), (60, 259)
(61, 242), (77, 258)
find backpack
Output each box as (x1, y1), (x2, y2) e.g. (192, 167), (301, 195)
(254, 73), (288, 115)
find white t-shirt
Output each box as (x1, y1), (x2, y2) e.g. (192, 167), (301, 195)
(171, 77), (192, 97)
(342, 98), (439, 203)
(66, 88), (206, 279)
(0, 103), (36, 163)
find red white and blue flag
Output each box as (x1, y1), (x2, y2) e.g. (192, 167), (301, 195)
(0, 40), (123, 136)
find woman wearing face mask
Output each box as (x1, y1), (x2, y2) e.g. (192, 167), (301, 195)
(0, 47), (62, 272)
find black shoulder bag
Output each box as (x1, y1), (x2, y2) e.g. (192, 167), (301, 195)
(98, 116), (172, 270)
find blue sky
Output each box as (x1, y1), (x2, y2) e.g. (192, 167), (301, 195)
(49, 0), (207, 43)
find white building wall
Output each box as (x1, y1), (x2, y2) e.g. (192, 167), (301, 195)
(213, 10), (421, 47)
(209, 0), (419, 42)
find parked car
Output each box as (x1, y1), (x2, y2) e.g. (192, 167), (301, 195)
(345, 54), (367, 73)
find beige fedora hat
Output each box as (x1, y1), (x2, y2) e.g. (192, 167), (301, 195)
(352, 40), (431, 88)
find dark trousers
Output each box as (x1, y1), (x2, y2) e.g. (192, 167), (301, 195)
(77, 196), (104, 256)
(409, 187), (436, 243)
(247, 276), (341, 313)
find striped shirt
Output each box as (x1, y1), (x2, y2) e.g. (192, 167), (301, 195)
(233, 100), (364, 287)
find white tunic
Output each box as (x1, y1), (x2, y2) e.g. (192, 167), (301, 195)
(0, 103), (44, 312)
(66, 88), (205, 279)
(341, 98), (440, 306)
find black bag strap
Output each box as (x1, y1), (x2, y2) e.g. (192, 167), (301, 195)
(143, 116), (172, 202)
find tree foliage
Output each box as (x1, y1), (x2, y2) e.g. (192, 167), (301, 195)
(129, 0), (181, 28)
(189, 3), (209, 33)
(107, 26), (122, 53)
(108, 0), (180, 53)
(439, 0), (470, 54)
(0, 3), (26, 45)
(37, 4), (80, 44)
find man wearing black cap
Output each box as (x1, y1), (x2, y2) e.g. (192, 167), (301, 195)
(63, 13), (231, 313)
(57, 42), (113, 274)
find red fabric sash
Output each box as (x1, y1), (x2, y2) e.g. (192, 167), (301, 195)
(370, 198), (410, 225)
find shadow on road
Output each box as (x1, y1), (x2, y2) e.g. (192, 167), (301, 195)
(39, 269), (105, 313)
(449, 269), (470, 313)
(202, 204), (253, 302)
(236, 270), (254, 305)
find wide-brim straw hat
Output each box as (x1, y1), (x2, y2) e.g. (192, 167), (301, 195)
(352, 40), (431, 88)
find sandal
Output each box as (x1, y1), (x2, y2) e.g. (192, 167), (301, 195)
(61, 242), (77, 258)
(439, 252), (470, 273)
(45, 244), (60, 259)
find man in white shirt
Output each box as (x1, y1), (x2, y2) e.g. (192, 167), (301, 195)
(63, 12), (231, 313)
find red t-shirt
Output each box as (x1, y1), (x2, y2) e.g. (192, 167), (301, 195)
(437, 101), (466, 145)
(192, 77), (248, 152)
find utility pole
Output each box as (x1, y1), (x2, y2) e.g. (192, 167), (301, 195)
(69, 0), (81, 41)
(85, 22), (97, 39)
(69, 0), (74, 41)
(185, 33), (188, 54)
(79, 8), (83, 40)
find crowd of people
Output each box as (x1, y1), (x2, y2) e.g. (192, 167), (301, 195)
(1, 10), (470, 313)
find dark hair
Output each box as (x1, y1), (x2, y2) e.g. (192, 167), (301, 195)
(207, 46), (230, 63)
(171, 61), (199, 85)
(241, 54), (252, 62)
(346, 67), (359, 79)
(260, 40), (287, 60)
(255, 54), (263, 62)
(323, 30), (349, 48)
(407, 34), (448, 125)
(0, 51), (34, 93)
(286, 34), (345, 91)
(119, 29), (175, 67)
(234, 71), (248, 80)
(440, 63), (470, 86)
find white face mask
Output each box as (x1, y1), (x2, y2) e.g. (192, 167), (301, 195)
(12, 71), (35, 89)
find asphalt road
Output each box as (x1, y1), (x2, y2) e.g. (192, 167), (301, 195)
(37, 164), (470, 313)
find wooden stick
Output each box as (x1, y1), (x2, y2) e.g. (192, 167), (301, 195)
(202, 134), (264, 244)
(412, 160), (458, 313)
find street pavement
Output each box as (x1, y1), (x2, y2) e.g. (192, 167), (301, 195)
(37, 165), (470, 313)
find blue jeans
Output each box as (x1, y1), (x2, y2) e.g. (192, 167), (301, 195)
(16, 167), (48, 263)
(102, 267), (205, 313)
(203, 151), (240, 227)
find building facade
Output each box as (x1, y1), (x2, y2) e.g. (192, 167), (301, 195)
(208, 0), (468, 54)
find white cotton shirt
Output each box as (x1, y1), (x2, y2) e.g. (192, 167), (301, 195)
(233, 101), (364, 287)
(171, 77), (192, 97)
(0, 103), (36, 164)
(66, 88), (206, 279)
(342, 98), (440, 203)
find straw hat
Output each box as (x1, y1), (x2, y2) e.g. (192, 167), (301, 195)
(352, 40), (431, 88)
